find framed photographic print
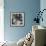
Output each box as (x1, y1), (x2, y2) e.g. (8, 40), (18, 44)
(10, 12), (25, 27)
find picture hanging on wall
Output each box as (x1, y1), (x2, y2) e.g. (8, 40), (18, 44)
(10, 12), (25, 27)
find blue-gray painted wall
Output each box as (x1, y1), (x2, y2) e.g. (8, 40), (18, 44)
(4, 0), (40, 42)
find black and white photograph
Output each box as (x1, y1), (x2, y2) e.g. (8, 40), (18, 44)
(10, 12), (24, 27)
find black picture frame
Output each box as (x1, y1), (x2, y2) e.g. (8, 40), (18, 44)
(10, 12), (25, 27)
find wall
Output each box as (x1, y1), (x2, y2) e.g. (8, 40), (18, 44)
(0, 0), (4, 42)
(4, 0), (40, 42)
